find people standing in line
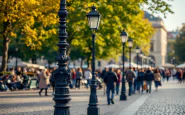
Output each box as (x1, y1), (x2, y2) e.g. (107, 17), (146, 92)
(115, 69), (121, 95)
(38, 69), (50, 96)
(126, 68), (136, 96)
(84, 68), (92, 89)
(165, 69), (170, 82)
(76, 68), (83, 89)
(145, 67), (154, 93)
(137, 68), (145, 93)
(154, 69), (162, 91)
(71, 69), (76, 89)
(104, 67), (118, 105)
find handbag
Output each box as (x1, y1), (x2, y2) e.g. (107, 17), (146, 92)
(159, 81), (162, 86)
(143, 82), (147, 90)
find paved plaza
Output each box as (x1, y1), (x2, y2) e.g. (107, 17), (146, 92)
(0, 80), (185, 115)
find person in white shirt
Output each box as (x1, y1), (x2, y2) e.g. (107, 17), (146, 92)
(84, 68), (92, 88)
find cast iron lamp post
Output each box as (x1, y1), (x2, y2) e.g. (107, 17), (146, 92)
(128, 38), (133, 70)
(139, 51), (144, 68)
(135, 46), (140, 70)
(120, 30), (128, 101)
(86, 6), (101, 115)
(53, 0), (71, 115)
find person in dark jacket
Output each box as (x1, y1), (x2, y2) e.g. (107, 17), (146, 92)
(145, 68), (154, 93)
(104, 67), (118, 105)
(76, 68), (83, 89)
(137, 68), (145, 93)
(126, 68), (136, 96)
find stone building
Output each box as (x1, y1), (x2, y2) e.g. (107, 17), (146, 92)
(131, 11), (168, 66)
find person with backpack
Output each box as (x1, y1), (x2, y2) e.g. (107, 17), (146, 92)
(145, 67), (154, 93)
(126, 68), (136, 96)
(104, 67), (118, 105)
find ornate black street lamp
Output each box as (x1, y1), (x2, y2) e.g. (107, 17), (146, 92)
(135, 46), (140, 70)
(128, 38), (133, 70)
(139, 51), (144, 68)
(86, 6), (101, 115)
(53, 0), (71, 115)
(120, 30), (128, 101)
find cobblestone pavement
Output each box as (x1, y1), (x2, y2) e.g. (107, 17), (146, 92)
(0, 86), (142, 115)
(134, 80), (185, 115)
(1, 80), (184, 115)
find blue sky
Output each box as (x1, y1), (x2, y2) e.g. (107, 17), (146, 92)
(162, 0), (185, 31)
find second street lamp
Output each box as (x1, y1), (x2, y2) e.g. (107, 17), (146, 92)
(128, 38), (133, 70)
(86, 6), (101, 115)
(120, 30), (128, 101)
(135, 46), (140, 70)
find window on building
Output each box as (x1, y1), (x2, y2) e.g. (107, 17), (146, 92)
(150, 42), (154, 52)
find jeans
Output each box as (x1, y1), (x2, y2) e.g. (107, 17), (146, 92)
(128, 81), (133, 96)
(146, 81), (152, 93)
(106, 87), (114, 104)
(139, 81), (144, 92)
(76, 79), (81, 88)
(133, 79), (137, 93)
(86, 79), (91, 88)
(72, 79), (76, 88)
(115, 83), (120, 95)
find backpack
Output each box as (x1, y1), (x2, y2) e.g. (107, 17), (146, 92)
(127, 71), (133, 81)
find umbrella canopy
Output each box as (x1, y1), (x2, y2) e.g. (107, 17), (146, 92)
(142, 65), (151, 68)
(159, 63), (175, 68)
(123, 62), (138, 68)
(176, 63), (185, 68)
(105, 64), (120, 68)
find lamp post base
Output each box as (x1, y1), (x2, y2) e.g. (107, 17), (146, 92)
(87, 106), (100, 115)
(120, 94), (127, 100)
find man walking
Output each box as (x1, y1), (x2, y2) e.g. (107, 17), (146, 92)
(104, 67), (118, 105)
(84, 68), (92, 89)
(126, 68), (136, 96)
(145, 67), (154, 93)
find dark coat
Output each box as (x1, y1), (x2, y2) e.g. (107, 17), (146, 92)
(101, 69), (107, 79)
(145, 70), (154, 81)
(137, 72), (145, 81)
(76, 71), (82, 79)
(104, 71), (118, 89)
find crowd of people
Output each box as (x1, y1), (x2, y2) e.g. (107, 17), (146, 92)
(1, 66), (185, 104)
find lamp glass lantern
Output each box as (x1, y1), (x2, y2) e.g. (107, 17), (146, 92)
(120, 30), (128, 43)
(135, 46), (140, 53)
(128, 38), (133, 48)
(86, 6), (101, 30)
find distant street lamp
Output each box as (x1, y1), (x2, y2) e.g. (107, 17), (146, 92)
(128, 38), (133, 69)
(120, 30), (128, 101)
(86, 5), (101, 115)
(53, 0), (71, 115)
(135, 46), (140, 70)
(139, 51), (144, 68)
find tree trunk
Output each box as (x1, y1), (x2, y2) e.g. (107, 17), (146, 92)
(87, 58), (91, 69)
(1, 37), (10, 72)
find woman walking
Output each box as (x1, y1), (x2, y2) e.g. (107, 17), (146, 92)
(154, 69), (161, 91)
(38, 69), (50, 96)
(76, 68), (83, 89)
(115, 69), (121, 95)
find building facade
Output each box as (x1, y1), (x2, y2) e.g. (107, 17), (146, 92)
(131, 12), (168, 66)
